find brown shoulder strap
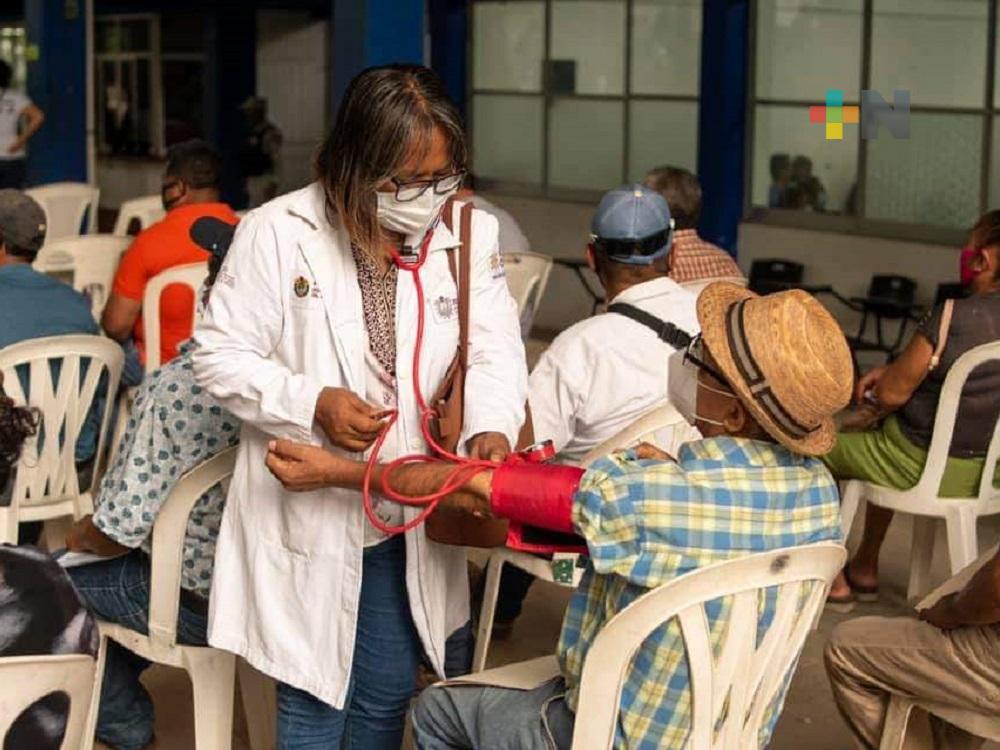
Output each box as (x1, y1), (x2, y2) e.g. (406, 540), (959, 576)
(457, 202), (473, 369)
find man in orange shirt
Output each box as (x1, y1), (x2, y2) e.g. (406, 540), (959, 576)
(102, 140), (238, 384)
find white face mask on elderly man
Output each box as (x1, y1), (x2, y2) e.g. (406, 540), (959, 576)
(376, 186), (457, 239)
(666, 349), (735, 428)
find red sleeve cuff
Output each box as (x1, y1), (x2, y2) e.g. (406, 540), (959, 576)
(489, 462), (583, 535)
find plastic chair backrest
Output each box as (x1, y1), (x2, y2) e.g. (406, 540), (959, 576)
(0, 653), (97, 749)
(573, 543), (846, 749)
(0, 336), (123, 515)
(26, 182), (100, 241)
(748, 259), (803, 295)
(579, 403), (687, 468)
(142, 262), (208, 372)
(32, 235), (131, 320)
(147, 447), (236, 650)
(113, 195), (165, 236)
(912, 340), (1000, 501)
(503, 252), (554, 337)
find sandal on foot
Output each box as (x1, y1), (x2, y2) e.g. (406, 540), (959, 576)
(826, 588), (857, 614)
(844, 564), (879, 603)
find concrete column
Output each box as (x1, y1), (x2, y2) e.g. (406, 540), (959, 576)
(25, 0), (88, 185)
(330, 0), (425, 116)
(696, 0), (749, 255)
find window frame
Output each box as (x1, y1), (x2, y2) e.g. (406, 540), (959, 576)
(94, 13), (165, 158)
(744, 0), (999, 246)
(468, 0), (704, 203)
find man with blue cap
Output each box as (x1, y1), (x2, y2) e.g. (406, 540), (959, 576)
(487, 185), (702, 637)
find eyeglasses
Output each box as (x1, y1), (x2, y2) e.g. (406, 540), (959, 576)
(390, 170), (465, 202)
(683, 335), (730, 388)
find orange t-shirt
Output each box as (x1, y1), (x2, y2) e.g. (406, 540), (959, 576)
(112, 202), (238, 366)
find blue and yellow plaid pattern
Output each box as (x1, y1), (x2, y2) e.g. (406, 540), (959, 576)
(558, 437), (842, 749)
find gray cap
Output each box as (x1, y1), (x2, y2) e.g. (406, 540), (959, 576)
(590, 184), (674, 265)
(0, 190), (46, 255)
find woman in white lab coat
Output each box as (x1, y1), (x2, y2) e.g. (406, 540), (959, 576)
(192, 65), (527, 748)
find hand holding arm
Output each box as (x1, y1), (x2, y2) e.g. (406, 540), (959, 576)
(920, 547), (1000, 629)
(65, 516), (131, 556)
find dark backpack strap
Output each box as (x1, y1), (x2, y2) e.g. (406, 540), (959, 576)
(608, 302), (693, 350)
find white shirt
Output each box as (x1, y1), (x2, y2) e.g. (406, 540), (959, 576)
(471, 195), (531, 254)
(0, 90), (30, 160)
(193, 184), (527, 706)
(529, 276), (701, 464)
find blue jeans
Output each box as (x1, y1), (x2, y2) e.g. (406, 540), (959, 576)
(276, 535), (423, 750)
(411, 677), (575, 750)
(66, 550), (209, 750)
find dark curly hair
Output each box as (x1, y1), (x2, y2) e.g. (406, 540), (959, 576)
(0, 375), (39, 494)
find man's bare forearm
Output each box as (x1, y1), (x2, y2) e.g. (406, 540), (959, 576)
(328, 459), (493, 515)
(951, 549), (1000, 625)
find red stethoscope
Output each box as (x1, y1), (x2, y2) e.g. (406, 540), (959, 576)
(359, 222), (495, 535)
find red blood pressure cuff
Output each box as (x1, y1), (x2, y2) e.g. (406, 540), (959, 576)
(489, 461), (583, 535)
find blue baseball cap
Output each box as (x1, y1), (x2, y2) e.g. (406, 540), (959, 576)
(590, 184), (675, 265)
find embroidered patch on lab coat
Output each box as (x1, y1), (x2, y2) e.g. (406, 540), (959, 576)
(431, 294), (458, 324)
(293, 276), (310, 298)
(489, 251), (505, 280)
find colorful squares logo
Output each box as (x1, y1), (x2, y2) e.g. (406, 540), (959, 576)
(809, 89), (860, 140)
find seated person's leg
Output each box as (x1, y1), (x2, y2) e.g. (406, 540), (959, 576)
(825, 615), (999, 750)
(411, 678), (574, 750)
(493, 566), (535, 636)
(67, 549), (209, 750)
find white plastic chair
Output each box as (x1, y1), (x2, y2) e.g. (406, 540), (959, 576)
(578, 402), (691, 468)
(0, 335), (123, 545)
(840, 341), (1000, 601)
(503, 252), (553, 338)
(0, 653), (98, 749)
(26, 182), (100, 241)
(879, 697), (1000, 750)
(83, 447), (273, 750)
(572, 543), (845, 748)
(33, 235), (132, 320)
(113, 195), (165, 236)
(142, 262), (208, 372)
(472, 403), (689, 673)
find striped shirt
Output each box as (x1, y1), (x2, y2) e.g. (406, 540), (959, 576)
(559, 437), (842, 749)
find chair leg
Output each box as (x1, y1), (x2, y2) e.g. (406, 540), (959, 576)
(237, 658), (276, 750)
(878, 695), (915, 750)
(944, 507), (979, 575)
(80, 631), (109, 750)
(907, 517), (937, 603)
(472, 555), (505, 674)
(185, 650), (236, 749)
(839, 482), (863, 544)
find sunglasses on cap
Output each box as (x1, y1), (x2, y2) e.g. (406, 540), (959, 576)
(589, 224), (673, 260)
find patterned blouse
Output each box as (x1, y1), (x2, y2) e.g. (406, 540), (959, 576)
(352, 245), (399, 375)
(92, 341), (241, 597)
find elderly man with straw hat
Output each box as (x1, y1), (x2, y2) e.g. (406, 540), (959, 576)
(262, 282), (853, 749)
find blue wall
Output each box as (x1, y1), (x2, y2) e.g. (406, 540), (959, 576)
(25, 0), (87, 185)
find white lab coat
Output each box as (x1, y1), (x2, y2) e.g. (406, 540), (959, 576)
(192, 183), (527, 707)
(529, 276), (701, 464)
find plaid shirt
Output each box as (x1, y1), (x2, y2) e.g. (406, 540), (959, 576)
(669, 229), (744, 284)
(558, 437), (841, 749)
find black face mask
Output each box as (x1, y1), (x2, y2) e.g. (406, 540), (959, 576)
(161, 181), (187, 211)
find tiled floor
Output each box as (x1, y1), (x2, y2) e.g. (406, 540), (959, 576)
(108, 513), (1000, 749)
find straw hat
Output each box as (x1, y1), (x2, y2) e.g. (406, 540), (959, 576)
(697, 282), (853, 455)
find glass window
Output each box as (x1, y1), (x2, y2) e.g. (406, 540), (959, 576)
(871, 0), (988, 109)
(473, 95), (545, 185)
(630, 0), (701, 96)
(755, 0), (863, 102)
(550, 1), (626, 95)
(628, 99), (699, 181)
(549, 99), (624, 189)
(751, 104), (859, 213)
(470, 0), (702, 198)
(865, 113), (982, 229)
(473, 2), (545, 92)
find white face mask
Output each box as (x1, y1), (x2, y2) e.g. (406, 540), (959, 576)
(376, 187), (456, 239)
(667, 349), (736, 427)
